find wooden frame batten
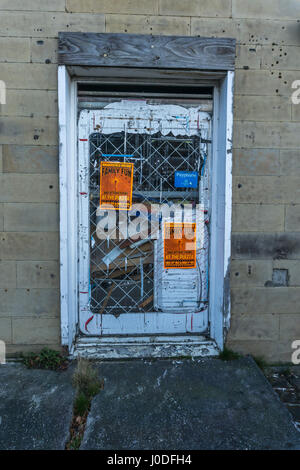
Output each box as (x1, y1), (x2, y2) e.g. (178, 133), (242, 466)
(58, 32), (236, 71)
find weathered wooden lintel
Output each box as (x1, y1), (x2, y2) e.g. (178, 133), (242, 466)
(58, 32), (236, 71)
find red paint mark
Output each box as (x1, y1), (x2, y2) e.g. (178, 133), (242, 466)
(80, 291), (89, 294)
(85, 315), (94, 332)
(79, 138), (88, 141)
(80, 192), (87, 195)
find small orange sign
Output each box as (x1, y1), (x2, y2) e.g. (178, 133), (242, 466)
(164, 222), (196, 269)
(100, 161), (134, 210)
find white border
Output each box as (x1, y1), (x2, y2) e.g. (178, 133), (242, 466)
(209, 72), (234, 349)
(58, 66), (78, 353)
(58, 67), (234, 354)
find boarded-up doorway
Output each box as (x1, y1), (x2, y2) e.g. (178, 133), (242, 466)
(78, 97), (212, 336)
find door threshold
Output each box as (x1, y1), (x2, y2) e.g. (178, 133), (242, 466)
(72, 335), (219, 360)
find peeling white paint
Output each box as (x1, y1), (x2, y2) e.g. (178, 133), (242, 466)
(74, 335), (219, 360)
(79, 101), (210, 137)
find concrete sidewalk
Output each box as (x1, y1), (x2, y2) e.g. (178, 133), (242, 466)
(0, 363), (75, 450)
(0, 357), (299, 450)
(81, 357), (300, 450)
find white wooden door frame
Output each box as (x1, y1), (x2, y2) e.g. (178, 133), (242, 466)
(58, 66), (78, 354)
(58, 65), (234, 356)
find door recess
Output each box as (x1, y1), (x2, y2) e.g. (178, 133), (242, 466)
(78, 97), (212, 337)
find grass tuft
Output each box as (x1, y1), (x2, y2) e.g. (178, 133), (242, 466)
(219, 347), (241, 361)
(72, 357), (103, 398)
(252, 355), (268, 371)
(74, 391), (90, 417)
(22, 348), (68, 371)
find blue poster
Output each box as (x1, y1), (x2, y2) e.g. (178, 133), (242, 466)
(174, 171), (198, 188)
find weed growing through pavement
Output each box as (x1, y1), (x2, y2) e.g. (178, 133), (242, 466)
(66, 357), (104, 450)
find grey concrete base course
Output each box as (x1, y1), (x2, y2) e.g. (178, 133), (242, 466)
(0, 358), (299, 450)
(0, 363), (75, 450)
(81, 357), (300, 450)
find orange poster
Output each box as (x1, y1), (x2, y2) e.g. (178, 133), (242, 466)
(164, 222), (196, 269)
(99, 161), (134, 210)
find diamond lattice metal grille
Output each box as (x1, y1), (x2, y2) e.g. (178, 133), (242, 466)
(89, 131), (204, 316)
